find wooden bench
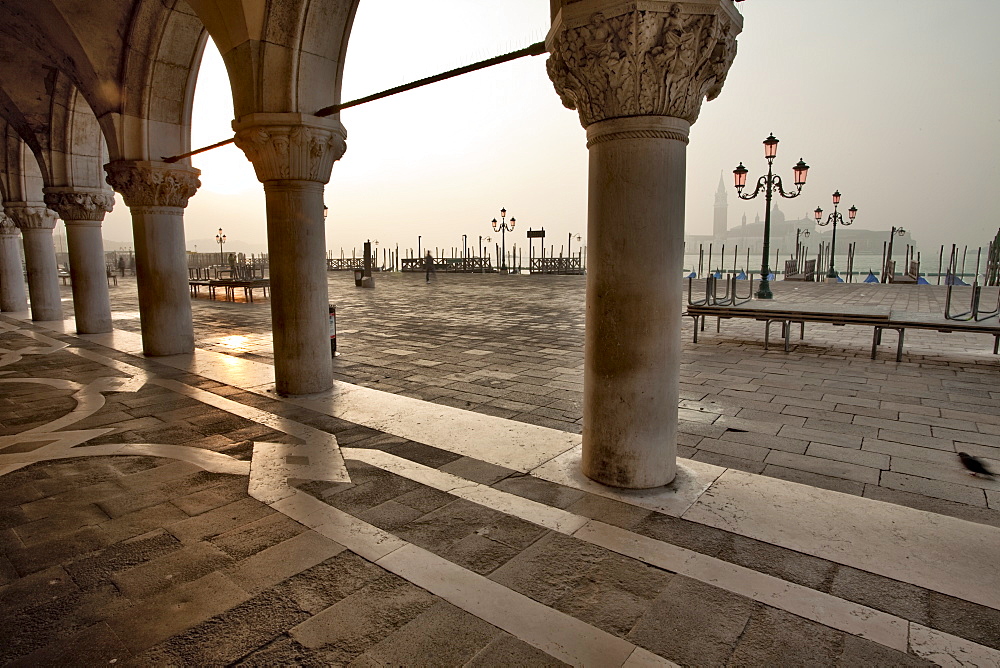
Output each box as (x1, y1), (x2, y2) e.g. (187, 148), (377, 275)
(685, 301), (1000, 361)
(686, 302), (892, 356)
(189, 278), (270, 302)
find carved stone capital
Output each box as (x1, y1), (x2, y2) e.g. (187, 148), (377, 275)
(546, 1), (742, 127)
(43, 188), (115, 222)
(233, 113), (347, 183)
(0, 213), (18, 237)
(4, 203), (59, 231)
(104, 161), (201, 209)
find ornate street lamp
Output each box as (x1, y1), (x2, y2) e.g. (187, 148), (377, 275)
(883, 226), (906, 283)
(215, 227), (227, 266)
(491, 207), (516, 273)
(796, 227), (810, 272)
(734, 134), (809, 298)
(814, 191), (858, 280)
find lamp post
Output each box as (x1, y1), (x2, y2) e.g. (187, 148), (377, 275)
(734, 134), (810, 299)
(462, 234), (467, 258)
(215, 227), (226, 266)
(491, 207), (516, 274)
(795, 228), (810, 272)
(883, 226), (906, 283)
(814, 191), (857, 281)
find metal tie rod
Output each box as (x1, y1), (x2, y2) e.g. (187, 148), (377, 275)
(162, 41), (546, 163)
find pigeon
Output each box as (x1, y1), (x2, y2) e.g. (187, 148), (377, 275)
(958, 452), (995, 477)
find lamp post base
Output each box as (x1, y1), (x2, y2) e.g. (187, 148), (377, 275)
(756, 279), (773, 300)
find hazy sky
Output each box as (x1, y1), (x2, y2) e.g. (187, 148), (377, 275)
(99, 0), (1000, 258)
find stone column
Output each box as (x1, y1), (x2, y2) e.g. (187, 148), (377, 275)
(233, 113), (347, 396)
(547, 1), (742, 488)
(4, 203), (63, 321)
(43, 189), (115, 333)
(0, 214), (27, 312)
(105, 161), (200, 355)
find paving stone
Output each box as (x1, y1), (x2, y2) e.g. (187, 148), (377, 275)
(325, 476), (422, 515)
(729, 604), (846, 666)
(97, 470), (233, 518)
(397, 497), (547, 554)
(392, 486), (456, 514)
(465, 632), (569, 667)
(489, 532), (611, 606)
(357, 499), (426, 531)
(289, 574), (437, 661)
(272, 551), (390, 614)
(804, 442), (891, 470)
(836, 633), (935, 667)
(13, 502), (109, 546)
(105, 571), (251, 654)
(691, 450), (768, 475)
(166, 497), (275, 543)
(361, 600), (502, 666)
(1, 583), (132, 664)
(928, 591), (1000, 651)
(764, 451), (880, 485)
(9, 621), (133, 667)
(862, 485), (1000, 528)
(5, 525), (112, 576)
(132, 587), (308, 666)
(100, 501), (191, 544)
(627, 576), (755, 667)
(564, 494), (652, 530)
(879, 471), (987, 507)
(829, 565), (930, 624)
(111, 540), (235, 600)
(209, 511), (309, 561)
(64, 529), (181, 589)
(762, 465), (866, 496)
(717, 534), (836, 591)
(632, 511), (732, 557)
(492, 474), (585, 509)
(552, 551), (674, 637)
(171, 479), (250, 516)
(0, 564), (77, 617)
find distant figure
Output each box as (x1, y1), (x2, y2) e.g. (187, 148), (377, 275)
(117, 256), (126, 277)
(424, 251), (435, 283)
(228, 253), (238, 277)
(128, 255), (135, 275)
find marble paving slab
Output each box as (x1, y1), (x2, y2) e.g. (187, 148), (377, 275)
(682, 468), (1000, 611)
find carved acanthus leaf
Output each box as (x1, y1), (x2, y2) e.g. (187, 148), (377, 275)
(0, 213), (17, 236)
(43, 189), (115, 221)
(547, 2), (741, 127)
(233, 120), (347, 183)
(104, 161), (201, 209)
(4, 204), (59, 230)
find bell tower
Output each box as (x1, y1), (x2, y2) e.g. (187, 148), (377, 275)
(713, 172), (728, 239)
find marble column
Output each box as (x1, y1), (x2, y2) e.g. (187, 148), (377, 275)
(105, 161), (200, 355)
(43, 189), (115, 333)
(4, 203), (62, 321)
(0, 214), (27, 312)
(234, 113), (347, 396)
(547, 1), (742, 488)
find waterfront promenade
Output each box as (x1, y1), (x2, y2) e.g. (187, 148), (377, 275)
(0, 274), (997, 665)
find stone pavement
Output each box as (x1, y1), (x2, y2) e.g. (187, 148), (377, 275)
(0, 276), (997, 665)
(112, 273), (1000, 525)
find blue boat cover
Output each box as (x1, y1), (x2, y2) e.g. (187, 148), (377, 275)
(863, 271), (880, 283)
(917, 276), (930, 285)
(735, 270), (747, 280)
